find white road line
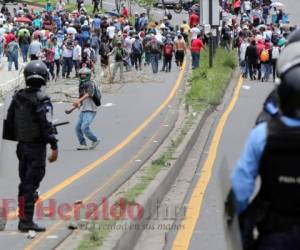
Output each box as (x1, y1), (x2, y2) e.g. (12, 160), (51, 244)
(46, 235), (58, 239)
(102, 102), (116, 107)
(242, 85), (251, 90)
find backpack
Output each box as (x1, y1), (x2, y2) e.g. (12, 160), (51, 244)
(223, 27), (231, 40)
(164, 44), (173, 56)
(272, 47), (280, 60)
(91, 36), (99, 49)
(90, 48), (96, 61)
(260, 49), (269, 62)
(115, 48), (124, 61)
(8, 42), (18, 54)
(92, 82), (101, 106)
(93, 18), (101, 29)
(150, 41), (160, 53)
(132, 40), (142, 54)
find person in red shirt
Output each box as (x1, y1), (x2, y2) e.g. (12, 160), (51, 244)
(233, 0), (241, 16)
(5, 31), (16, 46)
(189, 11), (199, 27)
(191, 34), (206, 69)
(121, 4), (129, 18)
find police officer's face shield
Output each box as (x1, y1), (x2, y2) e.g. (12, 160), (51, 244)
(276, 42), (300, 85)
(276, 42), (300, 118)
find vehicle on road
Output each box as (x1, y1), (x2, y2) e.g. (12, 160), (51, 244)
(153, 0), (198, 14)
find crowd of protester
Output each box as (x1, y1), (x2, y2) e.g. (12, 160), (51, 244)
(220, 0), (295, 82)
(0, 0), (206, 83)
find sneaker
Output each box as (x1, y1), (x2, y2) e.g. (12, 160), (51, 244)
(77, 145), (89, 150)
(18, 221), (46, 232)
(89, 140), (100, 150)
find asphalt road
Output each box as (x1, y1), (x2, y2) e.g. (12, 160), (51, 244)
(0, 4), (190, 249)
(178, 1), (300, 249)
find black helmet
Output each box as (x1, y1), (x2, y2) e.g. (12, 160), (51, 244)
(277, 42), (300, 118)
(24, 60), (49, 87)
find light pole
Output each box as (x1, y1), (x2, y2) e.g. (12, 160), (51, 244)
(209, 0), (213, 68)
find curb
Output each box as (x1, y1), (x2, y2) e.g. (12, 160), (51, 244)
(101, 107), (213, 250)
(101, 68), (241, 250)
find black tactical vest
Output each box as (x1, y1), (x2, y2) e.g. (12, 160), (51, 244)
(259, 118), (300, 215)
(13, 89), (43, 143)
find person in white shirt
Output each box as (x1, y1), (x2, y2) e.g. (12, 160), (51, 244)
(107, 23), (116, 41)
(239, 38), (249, 78)
(263, 27), (273, 41)
(56, 0), (65, 12)
(190, 25), (200, 40)
(73, 40), (82, 77)
(243, 0), (251, 16)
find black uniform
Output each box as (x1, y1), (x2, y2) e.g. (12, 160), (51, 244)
(5, 87), (57, 226)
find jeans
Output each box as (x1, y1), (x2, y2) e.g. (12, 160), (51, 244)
(73, 60), (80, 77)
(8, 52), (19, 71)
(261, 63), (272, 80)
(150, 53), (160, 74)
(112, 61), (124, 81)
(145, 51), (150, 65)
(20, 44), (29, 63)
(132, 53), (142, 70)
(75, 111), (98, 145)
(54, 59), (60, 77)
(271, 60), (277, 81)
(240, 60), (248, 77)
(46, 61), (55, 80)
(162, 55), (172, 72)
(62, 57), (73, 77)
(191, 52), (200, 69)
(248, 61), (257, 80)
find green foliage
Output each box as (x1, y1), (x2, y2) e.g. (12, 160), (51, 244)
(77, 220), (116, 250)
(134, 0), (156, 7)
(186, 49), (237, 110)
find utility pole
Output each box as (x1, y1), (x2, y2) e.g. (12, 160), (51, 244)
(209, 0), (213, 68)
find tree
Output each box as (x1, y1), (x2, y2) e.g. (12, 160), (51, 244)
(134, 0), (156, 19)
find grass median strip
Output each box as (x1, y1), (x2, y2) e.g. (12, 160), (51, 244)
(186, 48), (237, 110)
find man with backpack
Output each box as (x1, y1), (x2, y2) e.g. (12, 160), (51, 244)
(7, 37), (19, 71)
(260, 41), (271, 82)
(92, 14), (101, 38)
(74, 67), (100, 150)
(109, 40), (127, 82)
(161, 40), (174, 72)
(132, 35), (143, 71)
(147, 36), (162, 74)
(18, 27), (31, 63)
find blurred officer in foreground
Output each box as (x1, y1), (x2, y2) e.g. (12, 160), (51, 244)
(3, 60), (58, 232)
(231, 41), (300, 250)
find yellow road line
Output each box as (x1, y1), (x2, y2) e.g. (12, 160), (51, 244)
(22, 61), (187, 249)
(172, 75), (243, 250)
(24, 103), (171, 250)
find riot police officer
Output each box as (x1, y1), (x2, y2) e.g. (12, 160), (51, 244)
(231, 41), (300, 249)
(3, 60), (58, 232)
